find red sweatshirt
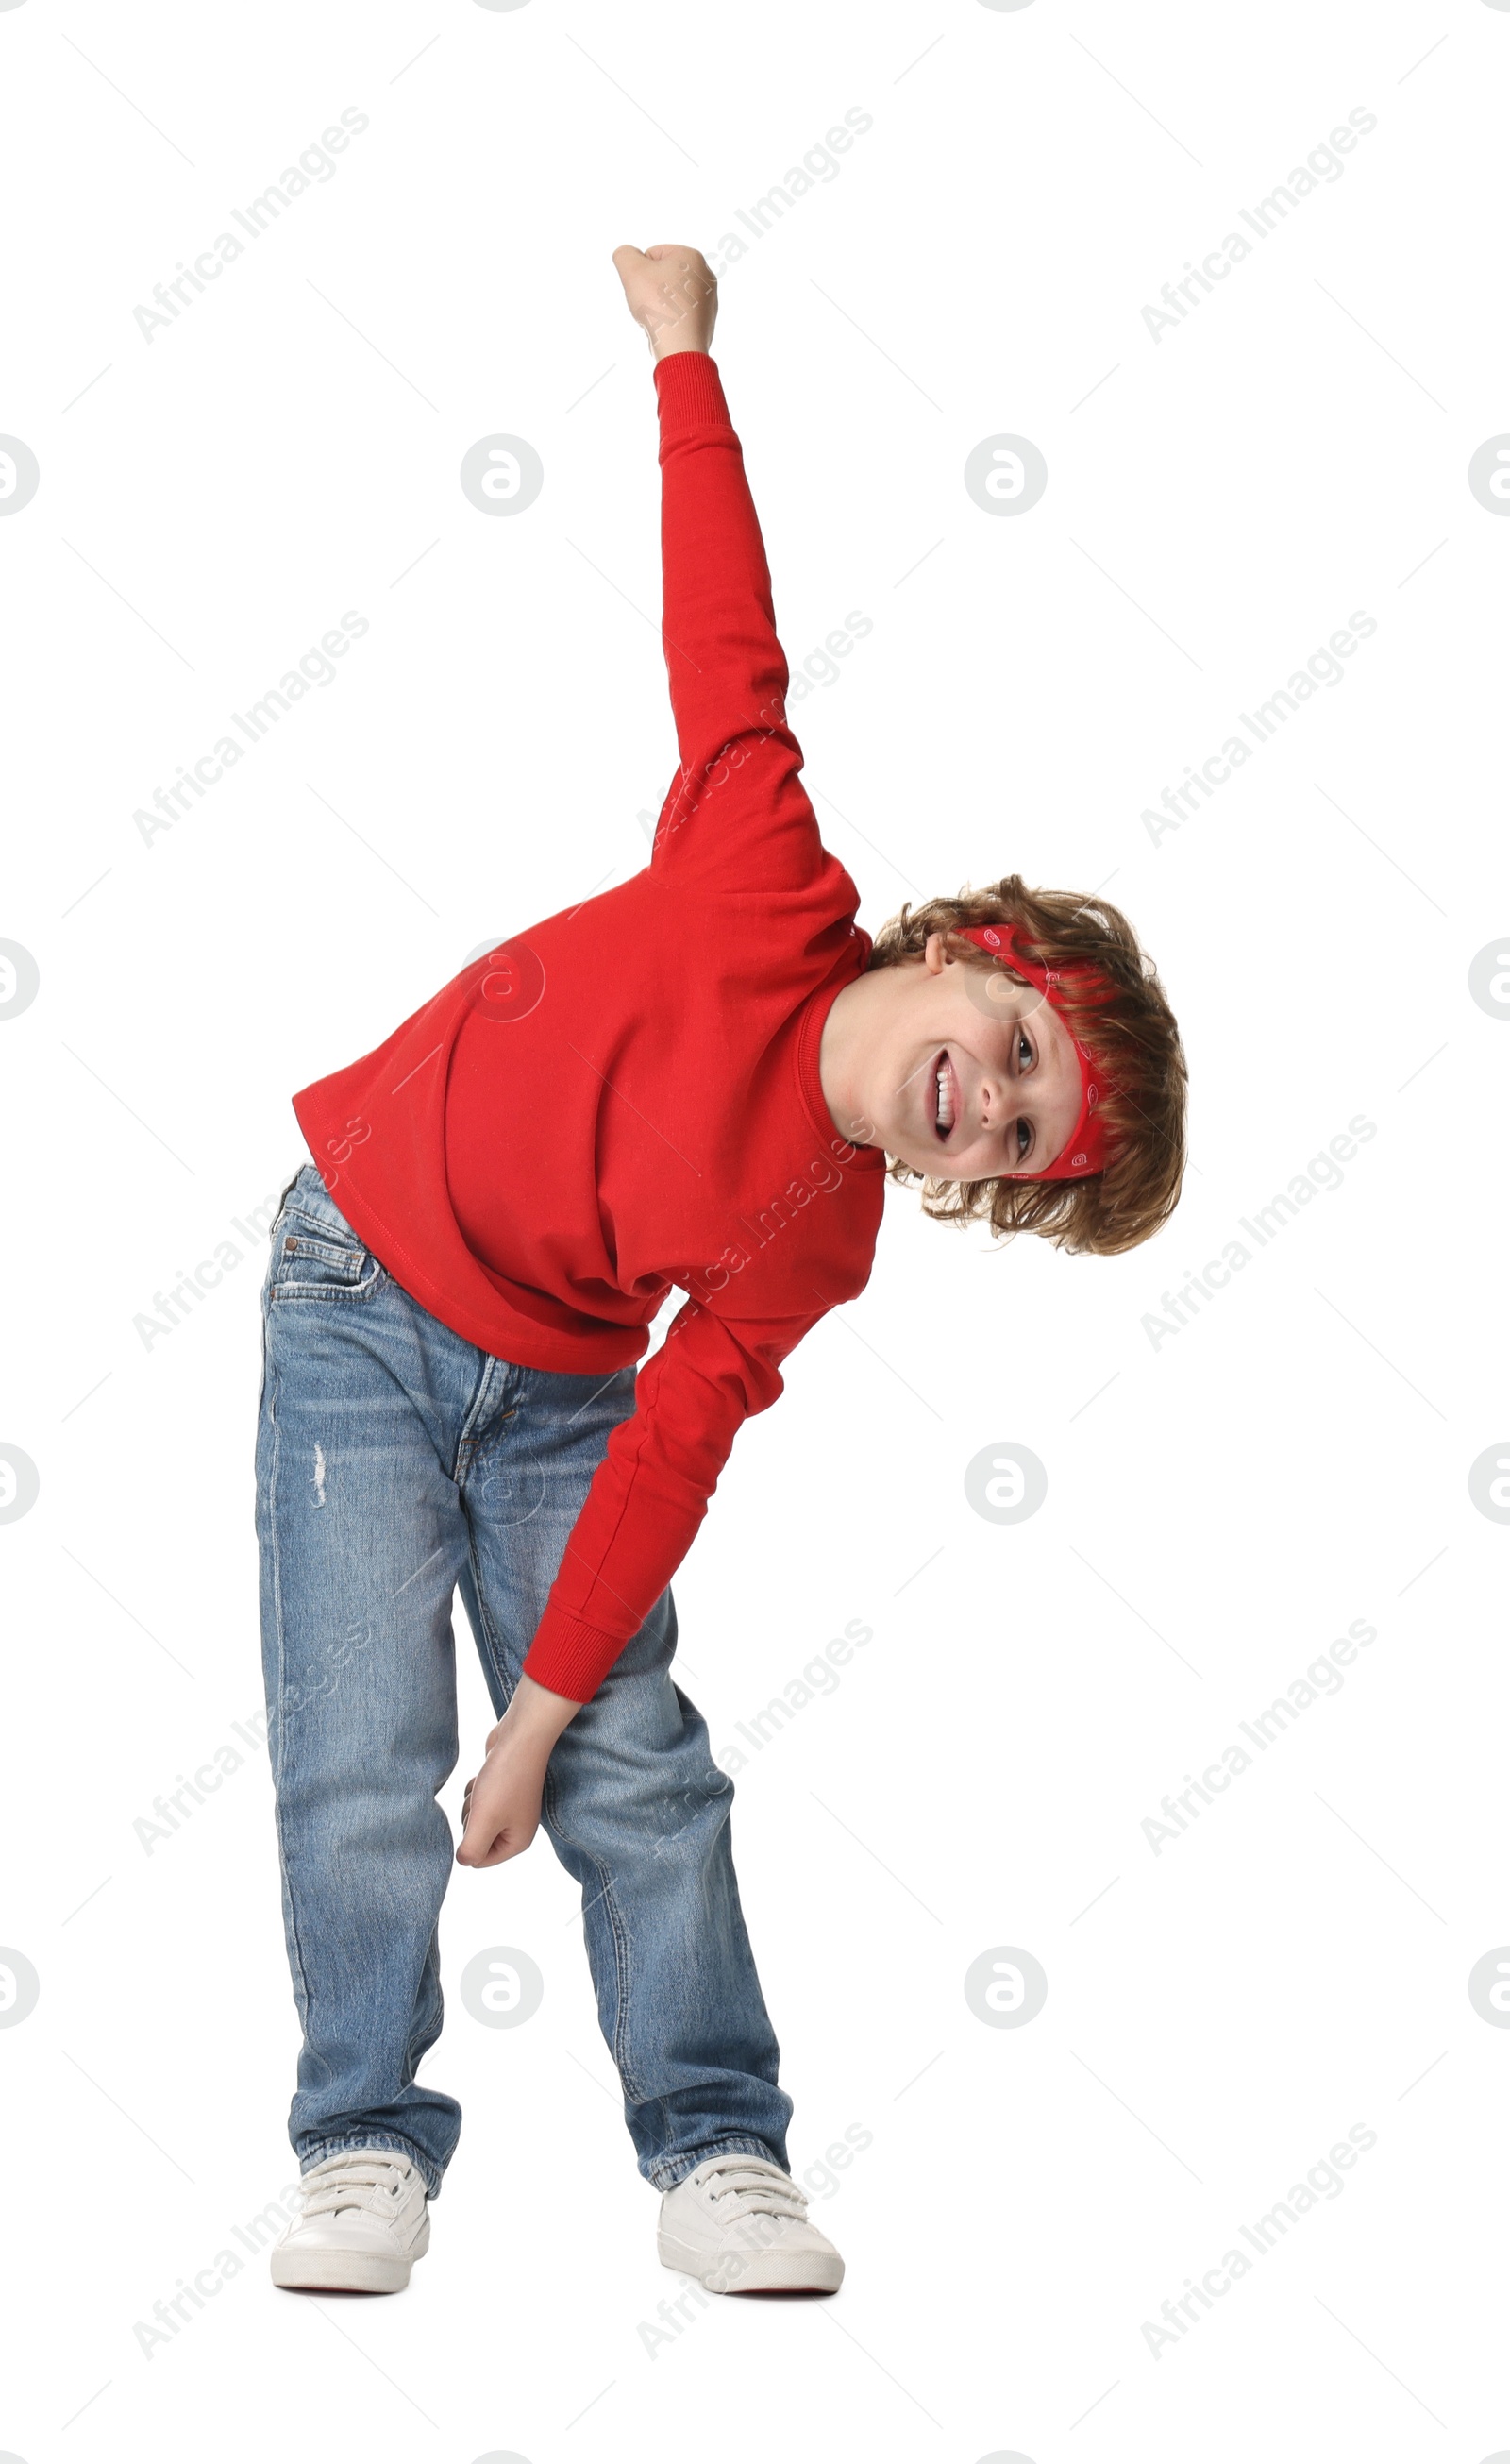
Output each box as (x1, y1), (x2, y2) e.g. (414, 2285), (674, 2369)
(292, 352), (886, 1700)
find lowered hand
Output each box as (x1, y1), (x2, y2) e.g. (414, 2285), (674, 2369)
(456, 1674), (581, 1869)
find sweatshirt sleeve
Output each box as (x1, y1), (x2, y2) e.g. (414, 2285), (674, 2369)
(521, 1294), (819, 1701)
(648, 352), (830, 898)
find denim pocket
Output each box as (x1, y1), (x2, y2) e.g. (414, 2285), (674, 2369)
(271, 1209), (386, 1302)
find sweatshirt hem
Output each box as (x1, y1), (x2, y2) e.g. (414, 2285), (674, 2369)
(290, 1100), (647, 1377)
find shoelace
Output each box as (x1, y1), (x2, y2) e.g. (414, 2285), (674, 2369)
(697, 2157), (809, 2221)
(296, 2155), (414, 2220)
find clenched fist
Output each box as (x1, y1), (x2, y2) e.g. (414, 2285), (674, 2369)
(456, 1672), (582, 1870)
(612, 243), (718, 362)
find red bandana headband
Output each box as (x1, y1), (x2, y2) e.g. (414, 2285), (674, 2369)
(953, 924), (1116, 1180)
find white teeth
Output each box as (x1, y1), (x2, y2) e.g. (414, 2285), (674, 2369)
(935, 1064), (954, 1133)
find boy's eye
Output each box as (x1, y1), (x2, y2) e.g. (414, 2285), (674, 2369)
(1017, 1030), (1033, 1069)
(1015, 1117), (1032, 1161)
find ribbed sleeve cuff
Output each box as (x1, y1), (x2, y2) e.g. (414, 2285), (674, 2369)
(653, 351), (734, 448)
(523, 1605), (628, 1704)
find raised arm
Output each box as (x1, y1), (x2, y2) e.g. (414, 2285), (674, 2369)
(454, 247), (849, 1874)
(612, 243), (829, 897)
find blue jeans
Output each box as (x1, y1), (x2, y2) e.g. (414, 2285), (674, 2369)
(254, 1162), (791, 2198)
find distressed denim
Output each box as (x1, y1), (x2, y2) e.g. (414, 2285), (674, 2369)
(254, 1162), (791, 2198)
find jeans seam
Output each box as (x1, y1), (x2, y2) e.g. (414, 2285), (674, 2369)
(402, 1989), (445, 2097)
(260, 1330), (316, 2039)
(453, 1351), (510, 1485)
(544, 1768), (643, 2103)
(462, 1524), (516, 1713)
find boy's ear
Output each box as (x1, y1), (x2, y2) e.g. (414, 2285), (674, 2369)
(922, 931), (949, 974)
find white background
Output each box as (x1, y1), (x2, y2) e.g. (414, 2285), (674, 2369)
(2, 1), (1507, 2457)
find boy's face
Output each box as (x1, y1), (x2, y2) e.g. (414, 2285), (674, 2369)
(858, 935), (1082, 1181)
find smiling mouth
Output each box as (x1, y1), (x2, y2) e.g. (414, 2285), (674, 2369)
(932, 1050), (959, 1141)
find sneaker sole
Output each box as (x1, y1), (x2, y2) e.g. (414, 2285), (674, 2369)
(658, 2232), (844, 2294)
(271, 2220), (429, 2294)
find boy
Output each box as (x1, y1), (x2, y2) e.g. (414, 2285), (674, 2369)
(259, 244), (1186, 2297)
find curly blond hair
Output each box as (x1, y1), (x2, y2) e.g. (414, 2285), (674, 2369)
(867, 874), (1186, 1257)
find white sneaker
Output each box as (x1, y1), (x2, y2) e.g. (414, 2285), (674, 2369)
(270, 2150), (430, 2292)
(658, 2154), (845, 2293)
